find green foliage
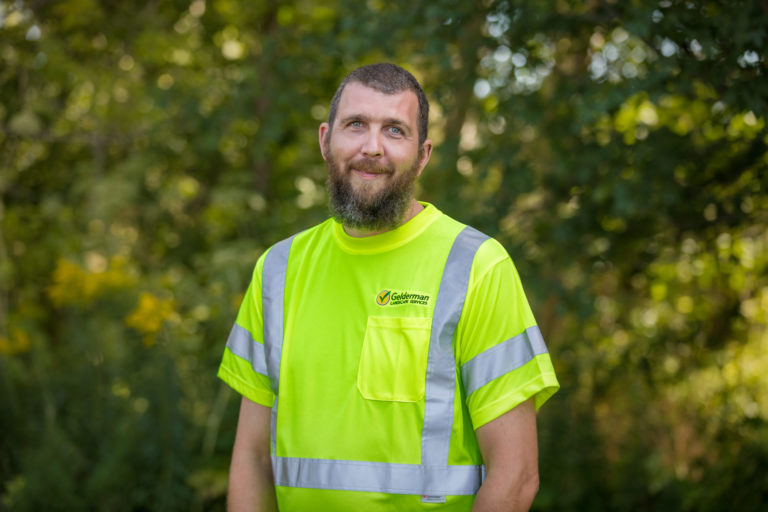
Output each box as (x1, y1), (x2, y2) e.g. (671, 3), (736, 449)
(1, 0), (767, 509)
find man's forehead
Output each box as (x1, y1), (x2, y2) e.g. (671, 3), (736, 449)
(336, 82), (419, 123)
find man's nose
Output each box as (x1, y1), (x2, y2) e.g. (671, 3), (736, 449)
(361, 130), (383, 157)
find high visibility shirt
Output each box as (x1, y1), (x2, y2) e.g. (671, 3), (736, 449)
(218, 202), (559, 511)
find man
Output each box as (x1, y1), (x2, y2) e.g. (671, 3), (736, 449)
(218, 63), (559, 511)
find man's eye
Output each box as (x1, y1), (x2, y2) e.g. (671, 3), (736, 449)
(350, 121), (363, 128)
(388, 126), (403, 135)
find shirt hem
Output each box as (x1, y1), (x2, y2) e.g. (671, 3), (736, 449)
(217, 365), (275, 408)
(469, 373), (559, 430)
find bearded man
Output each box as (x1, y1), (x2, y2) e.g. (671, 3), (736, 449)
(218, 63), (559, 512)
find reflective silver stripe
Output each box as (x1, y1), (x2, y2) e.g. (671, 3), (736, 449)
(262, 236), (294, 394)
(422, 226), (488, 472)
(262, 235), (294, 458)
(272, 456), (482, 495)
(271, 398), (279, 458)
(225, 323), (268, 376)
(461, 325), (549, 396)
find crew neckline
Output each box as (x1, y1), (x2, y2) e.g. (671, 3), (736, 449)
(332, 202), (441, 254)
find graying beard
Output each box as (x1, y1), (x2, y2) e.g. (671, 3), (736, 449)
(327, 174), (413, 231)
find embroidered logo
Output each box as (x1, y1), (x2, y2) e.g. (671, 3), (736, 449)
(375, 289), (430, 306)
(376, 290), (391, 306)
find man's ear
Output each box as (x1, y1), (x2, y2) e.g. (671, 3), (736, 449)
(415, 139), (433, 177)
(319, 123), (329, 160)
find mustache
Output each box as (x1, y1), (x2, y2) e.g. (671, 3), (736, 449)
(348, 157), (394, 175)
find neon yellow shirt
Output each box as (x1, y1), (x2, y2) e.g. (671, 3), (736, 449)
(218, 203), (559, 511)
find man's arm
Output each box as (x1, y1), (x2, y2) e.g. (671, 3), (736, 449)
(472, 398), (539, 512)
(228, 397), (277, 512)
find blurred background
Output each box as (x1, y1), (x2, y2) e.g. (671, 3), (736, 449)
(1, 0), (767, 510)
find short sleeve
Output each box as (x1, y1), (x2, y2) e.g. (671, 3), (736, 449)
(217, 254), (276, 407)
(455, 239), (559, 429)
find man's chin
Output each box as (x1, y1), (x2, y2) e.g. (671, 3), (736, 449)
(327, 161), (418, 231)
(348, 179), (389, 199)
(347, 194), (387, 211)
(348, 171), (393, 189)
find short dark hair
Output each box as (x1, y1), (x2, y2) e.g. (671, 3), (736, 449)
(327, 63), (429, 145)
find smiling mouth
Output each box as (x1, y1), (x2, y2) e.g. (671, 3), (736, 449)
(352, 168), (389, 179)
(348, 157), (394, 179)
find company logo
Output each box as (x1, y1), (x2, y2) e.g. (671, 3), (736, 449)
(376, 290), (391, 306)
(376, 289), (430, 307)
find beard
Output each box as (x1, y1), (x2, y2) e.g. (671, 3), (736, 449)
(325, 141), (422, 232)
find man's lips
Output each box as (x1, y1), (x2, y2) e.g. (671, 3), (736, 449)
(349, 159), (393, 180)
(352, 168), (389, 179)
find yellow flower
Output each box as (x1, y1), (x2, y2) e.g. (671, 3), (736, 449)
(48, 257), (133, 307)
(0, 327), (31, 356)
(48, 260), (90, 306)
(125, 292), (177, 346)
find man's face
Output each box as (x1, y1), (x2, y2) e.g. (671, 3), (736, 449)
(319, 82), (432, 231)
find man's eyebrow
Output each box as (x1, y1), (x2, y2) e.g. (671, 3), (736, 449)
(339, 114), (370, 125)
(383, 117), (410, 131)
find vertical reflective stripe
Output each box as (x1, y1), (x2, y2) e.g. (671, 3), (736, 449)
(262, 236), (294, 394)
(225, 323), (268, 377)
(421, 226), (488, 473)
(271, 398), (279, 458)
(262, 236), (294, 459)
(461, 325), (549, 396)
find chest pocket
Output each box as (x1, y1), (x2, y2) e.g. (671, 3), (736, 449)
(357, 316), (432, 402)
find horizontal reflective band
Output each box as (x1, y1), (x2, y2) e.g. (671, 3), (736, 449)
(226, 323), (267, 377)
(461, 325), (548, 396)
(272, 456), (483, 496)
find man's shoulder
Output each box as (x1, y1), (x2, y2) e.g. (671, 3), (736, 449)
(432, 210), (511, 262)
(250, 219), (334, 272)
(268, 218), (335, 248)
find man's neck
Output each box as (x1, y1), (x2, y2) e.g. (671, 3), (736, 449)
(343, 200), (424, 238)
